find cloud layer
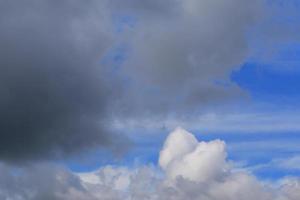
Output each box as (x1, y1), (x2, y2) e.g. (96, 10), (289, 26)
(0, 128), (299, 200)
(1, 0), (299, 163)
(0, 0), (263, 161)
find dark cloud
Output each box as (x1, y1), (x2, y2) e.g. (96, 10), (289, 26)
(0, 0), (269, 161)
(107, 0), (180, 18)
(0, 0), (128, 161)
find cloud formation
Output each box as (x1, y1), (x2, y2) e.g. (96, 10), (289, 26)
(1, 0), (299, 162)
(0, 0), (263, 161)
(116, 0), (261, 117)
(0, 0), (128, 161)
(69, 128), (300, 200)
(159, 127), (227, 182)
(0, 128), (299, 199)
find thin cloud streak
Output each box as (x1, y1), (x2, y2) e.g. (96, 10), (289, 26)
(112, 111), (300, 133)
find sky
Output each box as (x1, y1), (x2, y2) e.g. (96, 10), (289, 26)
(1, 0), (300, 199)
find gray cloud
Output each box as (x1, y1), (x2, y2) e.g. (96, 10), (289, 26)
(0, 0), (129, 161)
(1, 163), (297, 200)
(113, 0), (261, 118)
(0, 0), (263, 161)
(0, 162), (98, 200)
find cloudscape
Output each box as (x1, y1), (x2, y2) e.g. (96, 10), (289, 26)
(1, 0), (300, 199)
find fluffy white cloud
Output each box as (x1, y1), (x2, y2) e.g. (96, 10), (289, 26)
(159, 127), (227, 182)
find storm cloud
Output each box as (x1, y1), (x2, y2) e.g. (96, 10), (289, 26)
(0, 0), (265, 161)
(0, 0), (126, 161)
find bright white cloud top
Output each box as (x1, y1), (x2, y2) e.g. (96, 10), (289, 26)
(159, 127), (227, 182)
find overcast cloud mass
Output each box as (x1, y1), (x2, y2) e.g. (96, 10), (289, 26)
(0, 0), (263, 161)
(0, 0), (122, 161)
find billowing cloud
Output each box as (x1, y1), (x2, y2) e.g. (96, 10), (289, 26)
(1, 0), (298, 162)
(0, 162), (100, 200)
(1, 128), (300, 200)
(0, 0), (129, 161)
(115, 0), (261, 117)
(74, 128), (300, 200)
(0, 0), (263, 161)
(159, 127), (227, 182)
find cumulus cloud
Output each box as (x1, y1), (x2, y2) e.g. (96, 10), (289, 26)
(159, 127), (227, 182)
(0, 0), (298, 162)
(0, 0), (129, 161)
(278, 178), (300, 200)
(76, 128), (300, 200)
(0, 0), (262, 161)
(0, 128), (299, 200)
(0, 162), (95, 200)
(115, 0), (261, 117)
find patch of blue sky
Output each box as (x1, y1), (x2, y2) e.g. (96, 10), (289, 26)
(232, 63), (300, 99)
(255, 169), (300, 180)
(231, 43), (300, 104)
(100, 14), (135, 72)
(112, 14), (136, 33)
(102, 44), (128, 67)
(195, 131), (300, 180)
(66, 130), (166, 172)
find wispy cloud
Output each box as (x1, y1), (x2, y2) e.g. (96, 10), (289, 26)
(112, 111), (300, 133)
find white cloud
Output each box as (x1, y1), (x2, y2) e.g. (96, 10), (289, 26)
(1, 128), (300, 200)
(159, 127), (227, 182)
(159, 127), (198, 171)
